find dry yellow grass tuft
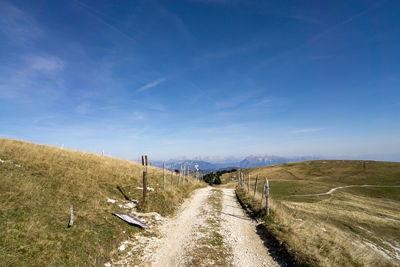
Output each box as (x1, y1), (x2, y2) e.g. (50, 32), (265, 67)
(0, 138), (204, 266)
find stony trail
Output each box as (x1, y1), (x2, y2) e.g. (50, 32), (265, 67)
(112, 186), (281, 266)
(220, 188), (279, 267)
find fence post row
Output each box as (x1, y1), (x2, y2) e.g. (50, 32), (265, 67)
(254, 174), (259, 197)
(142, 155), (148, 205)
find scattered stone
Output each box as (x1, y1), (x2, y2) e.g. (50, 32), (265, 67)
(123, 202), (136, 209)
(107, 199), (116, 204)
(135, 187), (155, 191)
(119, 244), (126, 251)
(104, 263), (111, 267)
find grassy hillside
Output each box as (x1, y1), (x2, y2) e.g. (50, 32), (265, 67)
(227, 160), (400, 266)
(0, 138), (203, 266)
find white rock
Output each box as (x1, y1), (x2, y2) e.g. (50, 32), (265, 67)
(104, 263), (111, 267)
(0, 159), (5, 163)
(107, 199), (116, 204)
(123, 202), (136, 209)
(119, 244), (126, 251)
(135, 187), (155, 191)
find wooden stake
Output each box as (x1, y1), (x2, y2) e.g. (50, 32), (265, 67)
(171, 171), (174, 191)
(142, 155), (148, 206)
(163, 162), (166, 192)
(261, 178), (267, 205)
(248, 175), (250, 193)
(265, 178), (270, 216)
(178, 165), (182, 186)
(68, 205), (74, 227)
(183, 166), (186, 184)
(254, 174), (259, 197)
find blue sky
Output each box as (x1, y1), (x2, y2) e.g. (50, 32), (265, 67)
(0, 0), (399, 161)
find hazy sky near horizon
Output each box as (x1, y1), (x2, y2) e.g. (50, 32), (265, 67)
(0, 0), (399, 161)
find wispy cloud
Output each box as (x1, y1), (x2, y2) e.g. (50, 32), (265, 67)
(132, 112), (145, 121)
(251, 98), (272, 107)
(292, 128), (324, 134)
(137, 78), (166, 92)
(152, 1), (193, 41)
(71, 0), (137, 42)
(74, 102), (117, 114)
(30, 56), (64, 72)
(0, 1), (41, 44)
(254, 1), (387, 71)
(0, 55), (65, 101)
(191, 0), (241, 4)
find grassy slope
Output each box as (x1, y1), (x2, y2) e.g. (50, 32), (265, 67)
(225, 160), (400, 266)
(0, 138), (203, 266)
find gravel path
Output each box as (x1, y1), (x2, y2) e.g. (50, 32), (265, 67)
(113, 186), (281, 266)
(150, 187), (212, 266)
(220, 188), (280, 267)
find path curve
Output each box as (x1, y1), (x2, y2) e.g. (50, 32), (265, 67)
(293, 185), (400, 197)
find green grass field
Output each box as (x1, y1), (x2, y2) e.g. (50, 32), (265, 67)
(225, 160), (400, 266)
(0, 138), (204, 266)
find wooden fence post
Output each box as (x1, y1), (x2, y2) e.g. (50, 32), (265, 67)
(68, 205), (74, 227)
(248, 175), (250, 193)
(163, 162), (166, 192)
(171, 171), (174, 191)
(261, 178), (267, 205)
(142, 155), (148, 206)
(178, 165), (182, 186)
(183, 166), (186, 184)
(265, 178), (270, 216)
(254, 174), (259, 197)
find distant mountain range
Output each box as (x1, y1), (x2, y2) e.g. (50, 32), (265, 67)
(152, 155), (321, 171)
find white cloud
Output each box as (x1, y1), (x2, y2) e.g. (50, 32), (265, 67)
(292, 128), (324, 134)
(137, 78), (166, 92)
(132, 112), (145, 121)
(30, 56), (64, 72)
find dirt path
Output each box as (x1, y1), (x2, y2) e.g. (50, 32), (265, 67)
(220, 188), (280, 267)
(112, 186), (281, 266)
(150, 187), (212, 266)
(293, 185), (400, 197)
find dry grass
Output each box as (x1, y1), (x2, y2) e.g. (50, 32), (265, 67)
(232, 160), (400, 266)
(0, 138), (204, 266)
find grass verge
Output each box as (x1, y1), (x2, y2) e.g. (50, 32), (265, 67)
(0, 138), (205, 266)
(233, 160), (400, 266)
